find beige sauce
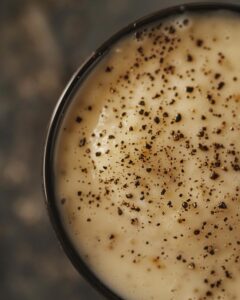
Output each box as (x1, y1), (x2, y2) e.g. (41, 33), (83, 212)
(55, 11), (240, 300)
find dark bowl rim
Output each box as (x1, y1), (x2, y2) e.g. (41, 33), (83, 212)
(43, 2), (240, 300)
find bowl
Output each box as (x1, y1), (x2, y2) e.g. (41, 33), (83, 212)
(43, 2), (240, 299)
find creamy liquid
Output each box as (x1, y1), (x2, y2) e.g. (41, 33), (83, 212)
(55, 11), (240, 300)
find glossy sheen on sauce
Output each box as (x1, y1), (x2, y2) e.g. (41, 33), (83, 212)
(55, 11), (240, 300)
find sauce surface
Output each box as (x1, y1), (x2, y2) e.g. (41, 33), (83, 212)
(55, 11), (240, 300)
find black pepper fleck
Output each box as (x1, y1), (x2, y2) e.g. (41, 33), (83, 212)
(175, 113), (182, 122)
(218, 202), (227, 209)
(79, 138), (86, 147)
(75, 116), (82, 123)
(186, 86), (194, 93)
(210, 171), (219, 180)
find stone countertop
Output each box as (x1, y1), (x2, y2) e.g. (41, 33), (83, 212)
(1, 0), (236, 299)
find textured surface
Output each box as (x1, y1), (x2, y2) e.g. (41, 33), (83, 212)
(1, 0), (239, 299)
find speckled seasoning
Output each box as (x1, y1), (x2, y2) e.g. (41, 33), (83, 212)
(55, 10), (240, 300)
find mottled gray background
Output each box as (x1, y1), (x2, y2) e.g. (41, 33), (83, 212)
(1, 0), (239, 299)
